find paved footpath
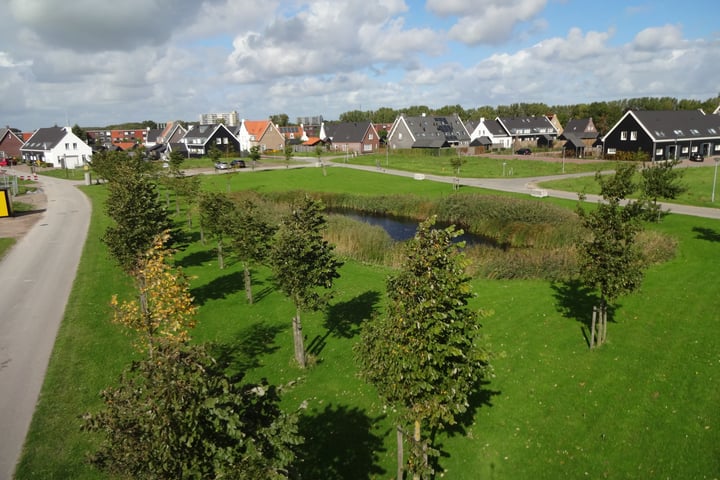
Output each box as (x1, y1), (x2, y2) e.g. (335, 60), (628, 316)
(329, 161), (720, 220)
(0, 175), (90, 480)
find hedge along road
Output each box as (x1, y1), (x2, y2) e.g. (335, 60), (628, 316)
(0, 175), (90, 480)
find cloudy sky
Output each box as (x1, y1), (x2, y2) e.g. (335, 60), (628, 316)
(2, 0), (719, 131)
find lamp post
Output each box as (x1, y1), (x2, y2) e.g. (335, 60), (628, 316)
(712, 157), (719, 203)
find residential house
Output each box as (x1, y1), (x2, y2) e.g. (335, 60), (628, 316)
(0, 127), (24, 163)
(21, 126), (92, 168)
(496, 116), (559, 149)
(467, 118), (513, 149)
(320, 121), (379, 154)
(387, 113), (471, 150)
(559, 118), (600, 157)
(601, 109), (720, 161)
(180, 123), (240, 158)
(237, 120), (285, 153)
(278, 124), (308, 146)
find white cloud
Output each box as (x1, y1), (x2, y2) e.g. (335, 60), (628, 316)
(427, 0), (548, 45)
(633, 24), (684, 51)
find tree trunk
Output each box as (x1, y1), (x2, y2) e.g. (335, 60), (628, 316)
(243, 261), (253, 304)
(413, 419), (421, 480)
(292, 307), (306, 368)
(397, 425), (404, 480)
(590, 306), (597, 349)
(600, 300), (608, 345)
(217, 239), (224, 269)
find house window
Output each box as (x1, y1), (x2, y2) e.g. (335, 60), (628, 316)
(223, 137), (228, 144)
(216, 138), (222, 144)
(655, 148), (663, 156)
(398, 133), (403, 140)
(73, 143), (77, 150)
(607, 148), (616, 155)
(681, 147), (689, 154)
(714, 144), (720, 153)
(620, 131), (627, 141)
(630, 131), (637, 141)
(65, 143), (69, 149)
(368, 133), (374, 140)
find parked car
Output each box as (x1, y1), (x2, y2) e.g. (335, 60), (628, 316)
(230, 159), (246, 168)
(689, 152), (704, 162)
(515, 148), (532, 155)
(214, 162), (230, 170)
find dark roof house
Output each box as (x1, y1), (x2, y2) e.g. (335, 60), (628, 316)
(387, 113), (470, 150)
(321, 121), (379, 154)
(601, 109), (720, 161)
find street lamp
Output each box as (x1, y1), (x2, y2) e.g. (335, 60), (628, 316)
(712, 157), (719, 203)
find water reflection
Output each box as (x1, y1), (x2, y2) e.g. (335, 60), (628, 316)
(335, 210), (491, 246)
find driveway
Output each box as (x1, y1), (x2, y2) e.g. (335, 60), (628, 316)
(0, 174), (90, 479)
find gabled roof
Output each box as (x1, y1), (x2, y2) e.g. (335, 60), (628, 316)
(0, 128), (22, 142)
(604, 109), (720, 142)
(183, 123), (219, 140)
(562, 118), (598, 139)
(323, 121), (374, 142)
(244, 120), (270, 139)
(397, 114), (471, 145)
(22, 126), (68, 150)
(562, 133), (586, 149)
(497, 116), (557, 135)
(484, 118), (510, 136)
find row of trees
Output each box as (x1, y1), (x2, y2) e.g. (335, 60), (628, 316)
(84, 149), (686, 477)
(84, 149), (494, 478)
(335, 95), (720, 135)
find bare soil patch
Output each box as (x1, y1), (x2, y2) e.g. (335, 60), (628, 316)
(0, 189), (47, 239)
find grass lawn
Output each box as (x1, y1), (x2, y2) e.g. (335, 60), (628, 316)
(344, 152), (617, 178)
(538, 163), (720, 209)
(0, 237), (15, 259)
(15, 167), (720, 479)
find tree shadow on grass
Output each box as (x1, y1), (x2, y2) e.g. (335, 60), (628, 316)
(191, 271), (244, 305)
(692, 226), (720, 243)
(551, 280), (616, 347)
(306, 290), (381, 356)
(294, 404), (386, 480)
(174, 249), (216, 268)
(208, 321), (285, 375)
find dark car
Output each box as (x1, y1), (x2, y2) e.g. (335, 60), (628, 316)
(515, 148), (532, 155)
(689, 152), (704, 162)
(230, 159), (246, 168)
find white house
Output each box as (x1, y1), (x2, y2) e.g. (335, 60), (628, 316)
(21, 126), (92, 168)
(467, 117), (513, 149)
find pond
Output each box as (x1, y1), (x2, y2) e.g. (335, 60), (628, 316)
(335, 210), (494, 246)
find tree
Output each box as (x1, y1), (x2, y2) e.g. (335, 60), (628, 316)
(638, 159), (687, 222)
(167, 149), (186, 175)
(249, 145), (261, 170)
(355, 217), (489, 479)
(230, 199), (277, 304)
(270, 113), (289, 126)
(110, 231), (197, 354)
(82, 342), (302, 480)
(71, 123), (87, 142)
(576, 163), (645, 348)
(449, 157), (466, 191)
(208, 145), (222, 164)
(199, 192), (237, 269)
(314, 145), (327, 176)
(175, 175), (202, 228)
(269, 196), (342, 368)
(102, 160), (172, 277)
(283, 144), (294, 168)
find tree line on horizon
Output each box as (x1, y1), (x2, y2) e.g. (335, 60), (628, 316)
(91, 94), (720, 138)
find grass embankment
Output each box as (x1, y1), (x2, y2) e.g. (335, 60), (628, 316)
(16, 167), (720, 479)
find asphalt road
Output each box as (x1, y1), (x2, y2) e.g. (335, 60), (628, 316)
(0, 176), (90, 480)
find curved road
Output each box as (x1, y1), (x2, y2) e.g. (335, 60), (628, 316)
(327, 160), (720, 220)
(0, 176), (90, 479)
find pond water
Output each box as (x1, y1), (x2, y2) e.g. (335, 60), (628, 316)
(335, 210), (493, 246)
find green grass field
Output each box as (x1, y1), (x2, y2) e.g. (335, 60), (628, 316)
(15, 166), (720, 479)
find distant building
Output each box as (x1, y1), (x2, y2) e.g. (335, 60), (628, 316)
(199, 111), (239, 127)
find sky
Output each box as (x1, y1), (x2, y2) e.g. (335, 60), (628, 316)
(1, 0), (719, 131)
